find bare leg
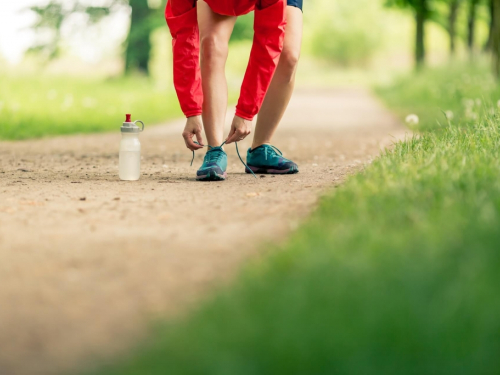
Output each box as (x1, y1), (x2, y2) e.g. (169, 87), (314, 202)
(197, 0), (237, 147)
(251, 6), (303, 150)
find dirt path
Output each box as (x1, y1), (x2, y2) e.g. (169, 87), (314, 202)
(0, 88), (406, 375)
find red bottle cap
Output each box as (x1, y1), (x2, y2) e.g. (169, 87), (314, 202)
(125, 114), (132, 122)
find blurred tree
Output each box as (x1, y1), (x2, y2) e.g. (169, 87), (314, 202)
(448, 0), (461, 54)
(492, 0), (500, 76)
(126, 0), (156, 74)
(27, 0), (166, 75)
(467, 0), (480, 54)
(386, 0), (431, 68)
(431, 0), (492, 58)
(28, 1), (115, 60)
(485, 0), (495, 50)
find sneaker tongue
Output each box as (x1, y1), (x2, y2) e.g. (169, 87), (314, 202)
(207, 147), (224, 161)
(208, 146), (224, 154)
(250, 144), (269, 153)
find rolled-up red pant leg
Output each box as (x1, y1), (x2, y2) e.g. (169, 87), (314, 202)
(170, 0), (196, 15)
(165, 0), (203, 118)
(235, 0), (287, 120)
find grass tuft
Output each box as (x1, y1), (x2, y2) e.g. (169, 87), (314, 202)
(0, 73), (181, 140)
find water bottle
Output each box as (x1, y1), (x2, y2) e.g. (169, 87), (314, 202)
(119, 114), (145, 181)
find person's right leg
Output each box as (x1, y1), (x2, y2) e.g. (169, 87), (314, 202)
(251, 5), (303, 149)
(197, 0), (237, 147)
(195, 1), (236, 181)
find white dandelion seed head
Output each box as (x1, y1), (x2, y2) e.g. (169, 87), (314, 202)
(445, 110), (454, 120)
(405, 114), (419, 126)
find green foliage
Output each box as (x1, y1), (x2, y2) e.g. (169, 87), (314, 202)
(28, 2), (66, 59)
(27, 0), (125, 61)
(385, 0), (431, 14)
(85, 6), (113, 23)
(84, 66), (500, 375)
(378, 61), (499, 130)
(26, 0), (167, 75)
(0, 74), (181, 140)
(384, 0), (491, 41)
(307, 0), (383, 65)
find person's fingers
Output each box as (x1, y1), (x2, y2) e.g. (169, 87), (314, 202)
(238, 129), (249, 141)
(195, 129), (205, 147)
(187, 138), (204, 150)
(227, 129), (247, 144)
(182, 131), (192, 149)
(227, 124), (236, 138)
(183, 132), (204, 151)
(237, 128), (250, 137)
(225, 125), (237, 144)
(226, 133), (238, 144)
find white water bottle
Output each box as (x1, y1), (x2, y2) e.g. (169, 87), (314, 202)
(119, 114), (145, 181)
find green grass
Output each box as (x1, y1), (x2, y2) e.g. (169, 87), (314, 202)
(85, 63), (500, 375)
(378, 62), (500, 132)
(0, 73), (181, 140)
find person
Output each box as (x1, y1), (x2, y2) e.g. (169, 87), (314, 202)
(165, 0), (303, 181)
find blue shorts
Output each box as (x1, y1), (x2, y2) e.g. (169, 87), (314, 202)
(287, 0), (303, 11)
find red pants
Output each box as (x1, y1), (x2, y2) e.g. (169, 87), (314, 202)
(165, 0), (287, 120)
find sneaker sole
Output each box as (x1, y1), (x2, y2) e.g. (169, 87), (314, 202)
(245, 165), (299, 175)
(197, 170), (227, 181)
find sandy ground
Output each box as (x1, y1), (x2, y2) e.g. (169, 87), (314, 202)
(0, 88), (407, 375)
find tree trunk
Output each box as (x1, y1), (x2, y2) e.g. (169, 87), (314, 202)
(492, 0), (500, 78)
(125, 0), (154, 75)
(415, 0), (427, 69)
(449, 0), (460, 55)
(486, 0), (495, 51)
(467, 0), (479, 55)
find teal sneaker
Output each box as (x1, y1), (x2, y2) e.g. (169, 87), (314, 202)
(196, 146), (228, 181)
(245, 144), (299, 174)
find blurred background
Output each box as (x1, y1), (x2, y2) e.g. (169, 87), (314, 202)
(0, 0), (497, 140)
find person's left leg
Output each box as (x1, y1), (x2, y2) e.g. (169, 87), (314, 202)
(244, 4), (302, 175)
(251, 5), (303, 149)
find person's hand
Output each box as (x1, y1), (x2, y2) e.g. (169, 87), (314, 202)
(226, 115), (252, 144)
(182, 115), (204, 151)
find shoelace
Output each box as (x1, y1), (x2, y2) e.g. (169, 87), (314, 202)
(191, 140), (257, 178)
(264, 144), (283, 161)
